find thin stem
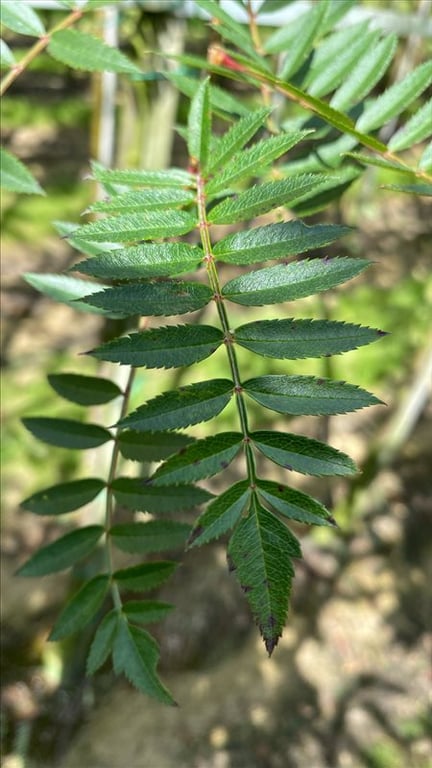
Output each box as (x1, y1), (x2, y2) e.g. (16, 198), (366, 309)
(1, 8), (84, 97)
(196, 173), (256, 483)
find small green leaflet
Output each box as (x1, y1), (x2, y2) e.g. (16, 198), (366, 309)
(22, 418), (112, 450)
(88, 325), (223, 369)
(75, 243), (202, 281)
(166, 72), (251, 119)
(55, 220), (119, 258)
(49, 575), (110, 641)
(206, 108), (271, 175)
(234, 318), (384, 359)
(0, 147), (44, 195)
(330, 34), (397, 111)
(419, 142), (432, 172)
(213, 221), (351, 265)
(188, 77), (211, 168)
(205, 131), (310, 196)
(91, 164), (193, 188)
(1, 1), (45, 36)
(118, 431), (195, 463)
(113, 621), (175, 705)
(228, 501), (301, 655)
(110, 521), (191, 554)
(380, 183), (432, 197)
(388, 99), (432, 152)
(123, 601), (174, 625)
(308, 29), (380, 99)
(208, 174), (328, 225)
(86, 187), (195, 214)
(82, 282), (213, 318)
(111, 478), (212, 513)
(1, 39), (16, 69)
(272, 3), (327, 79)
(23, 273), (122, 317)
(48, 29), (141, 74)
(48, 373), (122, 405)
(257, 480), (333, 527)
(118, 379), (233, 432)
(188, 480), (251, 548)
(17, 526), (104, 577)
(74, 211), (196, 243)
(21, 478), (106, 516)
(243, 375), (383, 416)
(86, 610), (119, 675)
(251, 432), (356, 477)
(113, 562), (177, 592)
(150, 432), (243, 486)
(222, 257), (370, 306)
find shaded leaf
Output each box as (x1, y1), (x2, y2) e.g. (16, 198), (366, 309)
(48, 373), (122, 405)
(22, 418), (112, 450)
(118, 431), (195, 463)
(113, 561), (177, 592)
(110, 521), (191, 554)
(21, 478), (106, 516)
(0, 39), (16, 70)
(257, 480), (333, 526)
(82, 281), (212, 318)
(74, 243), (202, 281)
(87, 610), (119, 675)
(188, 481), (251, 548)
(17, 526), (104, 577)
(48, 29), (141, 74)
(123, 601), (174, 625)
(74, 210), (196, 243)
(150, 433), (243, 486)
(111, 478), (212, 513)
(188, 77), (211, 168)
(251, 431), (356, 476)
(49, 575), (110, 641)
(0, 147), (44, 195)
(113, 621), (175, 705)
(1, 1), (45, 36)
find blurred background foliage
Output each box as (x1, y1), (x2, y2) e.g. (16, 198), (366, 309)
(1, 1), (431, 767)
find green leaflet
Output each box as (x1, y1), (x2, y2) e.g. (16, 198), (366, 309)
(17, 525), (104, 577)
(234, 318), (385, 359)
(23, 273), (122, 317)
(1, 1), (45, 36)
(196, 0), (262, 63)
(48, 29), (141, 74)
(228, 500), (300, 655)
(1, 39), (16, 69)
(208, 174), (328, 225)
(22, 418), (112, 450)
(21, 478), (106, 516)
(187, 77), (211, 168)
(205, 131), (310, 196)
(330, 34), (397, 111)
(213, 221), (351, 265)
(54, 220), (119, 257)
(305, 21), (370, 89)
(251, 432), (356, 477)
(86, 188), (195, 214)
(188, 481), (251, 548)
(74, 210), (196, 243)
(111, 478), (213, 513)
(166, 72), (251, 119)
(117, 431), (195, 463)
(87, 610), (119, 675)
(419, 142), (432, 172)
(88, 325), (224, 369)
(110, 521), (191, 554)
(380, 183), (432, 197)
(222, 257), (370, 306)
(122, 601), (174, 625)
(113, 621), (175, 705)
(49, 575), (110, 641)
(308, 29), (381, 99)
(388, 99), (432, 152)
(74, 243), (202, 281)
(91, 164), (193, 188)
(118, 379), (234, 432)
(0, 147), (44, 195)
(113, 562), (177, 592)
(150, 432), (243, 486)
(272, 3), (328, 79)
(48, 373), (122, 405)
(290, 167), (362, 217)
(257, 480), (333, 527)
(243, 375), (383, 416)
(206, 108), (271, 175)
(357, 60), (432, 133)
(81, 282), (213, 318)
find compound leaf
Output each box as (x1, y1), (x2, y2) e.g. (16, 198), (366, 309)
(251, 431), (356, 476)
(150, 432), (243, 485)
(49, 575), (110, 641)
(81, 281), (213, 318)
(188, 480), (251, 548)
(21, 478), (106, 516)
(17, 525), (104, 577)
(47, 373), (122, 405)
(22, 418), (112, 449)
(48, 29), (141, 74)
(110, 521), (191, 554)
(111, 478), (212, 513)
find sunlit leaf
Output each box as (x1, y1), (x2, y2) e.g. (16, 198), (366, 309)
(48, 29), (141, 74)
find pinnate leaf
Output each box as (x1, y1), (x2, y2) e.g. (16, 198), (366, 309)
(111, 478), (212, 513)
(48, 373), (122, 405)
(21, 478), (106, 516)
(17, 525), (104, 577)
(110, 521), (191, 554)
(150, 432), (243, 486)
(74, 243), (202, 281)
(48, 29), (141, 74)
(113, 621), (175, 705)
(188, 481), (251, 548)
(118, 379), (233, 432)
(74, 211), (196, 243)
(222, 257), (370, 306)
(251, 432), (356, 477)
(88, 325), (223, 369)
(257, 480), (333, 526)
(243, 375), (383, 416)
(118, 431), (195, 463)
(114, 562), (177, 592)
(1, 1), (45, 36)
(82, 282), (212, 318)
(0, 147), (44, 195)
(22, 418), (112, 450)
(49, 575), (110, 641)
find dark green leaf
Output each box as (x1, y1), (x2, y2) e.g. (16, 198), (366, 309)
(188, 481), (251, 548)
(243, 375), (383, 415)
(206, 108), (271, 175)
(74, 210), (196, 243)
(222, 257), (370, 306)
(17, 525), (104, 577)
(1, 1), (45, 36)
(228, 500), (300, 655)
(86, 187), (195, 214)
(91, 165), (193, 188)
(82, 282), (212, 318)
(235, 318), (384, 359)
(257, 480), (333, 526)
(88, 325), (223, 368)
(187, 77), (211, 168)
(251, 431), (356, 476)
(113, 621), (175, 705)
(48, 29), (141, 74)
(74, 243), (202, 280)
(48, 373), (122, 405)
(0, 147), (44, 195)
(213, 221), (351, 265)
(87, 610), (119, 675)
(123, 600), (174, 625)
(150, 432), (243, 486)
(22, 418), (112, 449)
(110, 521), (191, 554)
(118, 431), (195, 462)
(114, 562), (177, 592)
(49, 575), (110, 641)
(357, 61), (432, 133)
(118, 379), (233, 432)
(111, 478), (212, 513)
(23, 273), (122, 317)
(21, 478), (106, 516)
